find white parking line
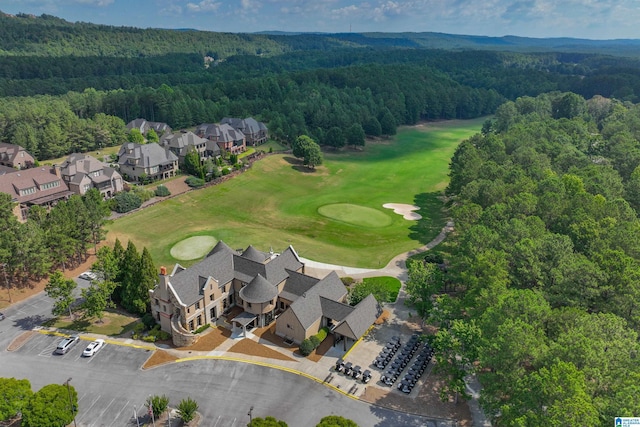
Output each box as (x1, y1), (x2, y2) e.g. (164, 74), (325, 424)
(92, 397), (116, 426)
(76, 395), (101, 424)
(230, 417), (237, 427)
(108, 399), (130, 426)
(212, 415), (222, 427)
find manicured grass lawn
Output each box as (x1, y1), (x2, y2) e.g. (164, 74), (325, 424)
(42, 145), (120, 165)
(362, 276), (402, 302)
(47, 310), (140, 336)
(107, 118), (484, 268)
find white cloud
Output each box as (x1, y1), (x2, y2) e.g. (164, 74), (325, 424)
(71, 0), (114, 5)
(186, 0), (221, 12)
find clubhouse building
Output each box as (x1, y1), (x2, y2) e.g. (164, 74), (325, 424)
(150, 241), (381, 349)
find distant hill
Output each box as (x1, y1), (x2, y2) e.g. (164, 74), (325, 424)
(1, 11), (639, 58)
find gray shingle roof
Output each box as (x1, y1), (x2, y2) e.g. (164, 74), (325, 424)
(118, 143), (178, 168)
(288, 271), (347, 329)
(239, 274), (278, 304)
(332, 294), (381, 340)
(241, 245), (268, 263)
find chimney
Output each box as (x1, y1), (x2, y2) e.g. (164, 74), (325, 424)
(158, 266), (170, 292)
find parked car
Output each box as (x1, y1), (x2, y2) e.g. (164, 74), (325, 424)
(55, 335), (80, 354)
(83, 339), (105, 357)
(79, 271), (97, 281)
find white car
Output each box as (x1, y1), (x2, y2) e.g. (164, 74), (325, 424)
(79, 271), (97, 281)
(82, 339), (105, 357)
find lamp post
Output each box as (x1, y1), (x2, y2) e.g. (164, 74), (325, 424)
(1, 263), (11, 303)
(248, 406), (254, 424)
(63, 378), (77, 427)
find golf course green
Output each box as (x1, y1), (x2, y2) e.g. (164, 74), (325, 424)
(107, 118), (484, 268)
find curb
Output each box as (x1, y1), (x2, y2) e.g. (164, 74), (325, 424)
(173, 355), (359, 400)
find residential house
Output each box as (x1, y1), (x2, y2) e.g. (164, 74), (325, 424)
(160, 131), (219, 164)
(126, 119), (172, 137)
(58, 154), (123, 199)
(117, 143), (178, 183)
(0, 143), (35, 169)
(150, 241), (381, 350)
(0, 166), (73, 222)
(221, 117), (268, 146)
(195, 123), (246, 155)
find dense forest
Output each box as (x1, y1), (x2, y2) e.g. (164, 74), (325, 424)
(3, 10), (640, 426)
(414, 92), (640, 425)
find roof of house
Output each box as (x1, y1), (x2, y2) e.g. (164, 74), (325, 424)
(332, 294), (381, 340)
(0, 164), (18, 176)
(287, 271), (348, 330)
(239, 274), (278, 304)
(221, 117), (267, 135)
(118, 143), (178, 168)
(167, 241), (301, 306)
(126, 119), (171, 135)
(0, 143), (34, 166)
(160, 131), (208, 156)
(196, 123), (245, 143)
(0, 166), (72, 204)
(60, 154), (121, 186)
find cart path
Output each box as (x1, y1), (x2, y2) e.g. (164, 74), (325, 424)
(301, 220), (454, 281)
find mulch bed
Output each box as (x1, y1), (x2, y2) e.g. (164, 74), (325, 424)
(6, 330), (37, 352)
(142, 350), (179, 369)
(177, 327), (231, 352)
(254, 324), (296, 349)
(227, 338), (295, 362)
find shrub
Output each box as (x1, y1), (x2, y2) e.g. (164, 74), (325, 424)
(177, 397), (199, 423)
(221, 167), (231, 175)
(132, 186), (154, 202)
(155, 185), (171, 197)
(309, 335), (320, 349)
(157, 330), (171, 341)
(299, 338), (315, 356)
(141, 313), (156, 330)
(142, 335), (156, 342)
(147, 395), (169, 418)
(316, 327), (329, 342)
(341, 277), (355, 286)
(113, 191), (142, 213)
(193, 324), (210, 334)
(234, 162), (243, 170)
(185, 176), (205, 188)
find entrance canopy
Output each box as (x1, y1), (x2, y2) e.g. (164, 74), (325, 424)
(232, 312), (257, 327)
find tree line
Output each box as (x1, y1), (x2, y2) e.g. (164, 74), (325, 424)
(0, 189), (110, 291)
(405, 92), (640, 425)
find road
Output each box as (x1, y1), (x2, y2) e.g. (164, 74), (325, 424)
(0, 280), (451, 427)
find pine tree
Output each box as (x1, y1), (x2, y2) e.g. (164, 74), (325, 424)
(119, 240), (140, 313)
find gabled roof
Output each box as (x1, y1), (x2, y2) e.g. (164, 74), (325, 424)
(221, 117), (267, 135)
(239, 274), (278, 304)
(287, 271), (348, 329)
(0, 166), (72, 204)
(241, 245), (268, 263)
(118, 143), (178, 168)
(126, 119), (171, 135)
(160, 131), (208, 156)
(332, 294), (381, 340)
(280, 269), (319, 302)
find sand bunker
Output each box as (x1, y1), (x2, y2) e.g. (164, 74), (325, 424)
(383, 203), (422, 220)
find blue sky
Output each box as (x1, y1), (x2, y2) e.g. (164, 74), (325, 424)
(0, 0), (638, 39)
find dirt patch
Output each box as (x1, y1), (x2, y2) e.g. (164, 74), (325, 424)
(177, 327), (231, 351)
(142, 350), (179, 369)
(306, 334), (334, 362)
(228, 338), (296, 362)
(360, 371), (472, 425)
(6, 330), (37, 351)
(375, 309), (391, 325)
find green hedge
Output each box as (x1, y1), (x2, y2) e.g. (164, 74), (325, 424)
(193, 324), (211, 334)
(299, 327), (331, 357)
